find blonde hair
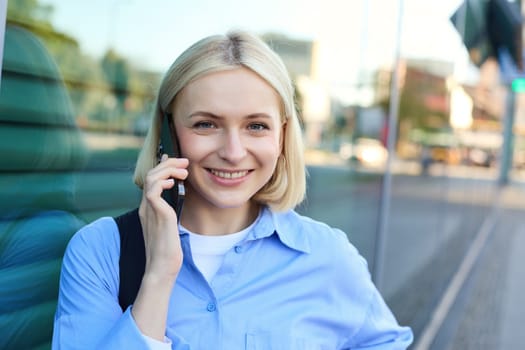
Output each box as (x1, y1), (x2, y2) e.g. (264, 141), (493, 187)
(133, 30), (305, 211)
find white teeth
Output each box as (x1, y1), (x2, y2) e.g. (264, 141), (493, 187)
(210, 169), (248, 179)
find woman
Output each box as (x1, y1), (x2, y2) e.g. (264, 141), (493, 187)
(53, 30), (412, 349)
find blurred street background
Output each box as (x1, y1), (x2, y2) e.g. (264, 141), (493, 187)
(2, 0), (525, 349)
(299, 163), (525, 349)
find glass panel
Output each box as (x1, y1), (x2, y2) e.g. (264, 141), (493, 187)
(2, 0), (518, 348)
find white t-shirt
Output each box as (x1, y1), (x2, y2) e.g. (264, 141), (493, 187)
(184, 221), (255, 283)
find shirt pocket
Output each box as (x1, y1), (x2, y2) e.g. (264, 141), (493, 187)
(245, 332), (331, 350)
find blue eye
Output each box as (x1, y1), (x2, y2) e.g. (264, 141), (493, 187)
(194, 121), (215, 129)
(248, 123), (269, 131)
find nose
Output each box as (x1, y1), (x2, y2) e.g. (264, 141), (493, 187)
(218, 129), (247, 163)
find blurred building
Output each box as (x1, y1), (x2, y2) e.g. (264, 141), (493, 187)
(261, 33), (313, 78)
(262, 33), (331, 148)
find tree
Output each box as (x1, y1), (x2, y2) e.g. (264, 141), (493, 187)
(7, 0), (53, 28)
(101, 49), (131, 121)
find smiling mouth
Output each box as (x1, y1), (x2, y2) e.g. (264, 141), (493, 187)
(209, 169), (250, 179)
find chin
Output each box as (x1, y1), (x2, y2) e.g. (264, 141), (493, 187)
(208, 196), (256, 210)
(213, 201), (249, 210)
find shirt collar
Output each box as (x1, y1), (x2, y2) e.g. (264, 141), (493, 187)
(249, 206), (311, 254)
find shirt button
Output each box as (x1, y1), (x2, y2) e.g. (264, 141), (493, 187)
(234, 245), (243, 253)
(207, 302), (216, 312)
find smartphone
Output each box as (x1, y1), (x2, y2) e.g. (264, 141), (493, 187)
(160, 113), (185, 218)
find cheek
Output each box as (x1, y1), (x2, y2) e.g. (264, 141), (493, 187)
(272, 129), (285, 157)
(252, 130), (282, 161)
(257, 140), (282, 168)
(179, 133), (208, 160)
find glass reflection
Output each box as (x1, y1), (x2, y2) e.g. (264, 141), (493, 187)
(2, 0), (522, 348)
(0, 23), (87, 349)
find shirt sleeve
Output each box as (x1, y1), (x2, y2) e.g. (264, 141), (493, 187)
(337, 239), (413, 349)
(344, 287), (414, 349)
(52, 218), (149, 349)
(51, 218), (190, 350)
(142, 334), (173, 350)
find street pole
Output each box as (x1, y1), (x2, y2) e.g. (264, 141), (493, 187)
(498, 87), (516, 185)
(372, 0), (404, 291)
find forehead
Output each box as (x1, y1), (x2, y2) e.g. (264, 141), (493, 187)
(174, 68), (282, 117)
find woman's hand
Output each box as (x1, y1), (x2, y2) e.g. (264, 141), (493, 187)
(139, 154), (189, 279)
(132, 154), (189, 340)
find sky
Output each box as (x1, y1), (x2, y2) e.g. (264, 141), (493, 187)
(41, 0), (468, 103)
(43, 0), (465, 68)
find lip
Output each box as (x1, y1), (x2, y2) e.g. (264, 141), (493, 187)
(206, 168), (252, 186)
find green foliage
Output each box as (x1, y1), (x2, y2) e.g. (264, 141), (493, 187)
(5, 0), (160, 133)
(101, 49), (130, 107)
(7, 0), (53, 28)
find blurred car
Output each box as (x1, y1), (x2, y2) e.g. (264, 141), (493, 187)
(467, 147), (496, 167)
(339, 138), (388, 167)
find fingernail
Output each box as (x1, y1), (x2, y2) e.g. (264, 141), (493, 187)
(161, 154), (168, 162)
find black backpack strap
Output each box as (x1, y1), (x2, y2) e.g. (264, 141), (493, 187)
(114, 208), (145, 312)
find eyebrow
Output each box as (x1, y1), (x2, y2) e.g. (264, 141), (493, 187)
(187, 111), (274, 120)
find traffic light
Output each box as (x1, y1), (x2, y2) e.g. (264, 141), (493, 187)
(451, 0), (523, 69)
(487, 0), (523, 70)
(451, 0), (492, 67)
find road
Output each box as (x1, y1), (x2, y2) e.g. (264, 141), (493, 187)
(298, 164), (502, 342)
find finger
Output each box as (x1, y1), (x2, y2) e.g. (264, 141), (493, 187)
(141, 156), (188, 217)
(146, 158), (188, 183)
(143, 178), (175, 210)
(145, 169), (188, 192)
(148, 158), (189, 180)
(158, 154), (189, 168)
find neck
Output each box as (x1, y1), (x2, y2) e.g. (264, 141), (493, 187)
(180, 199), (260, 236)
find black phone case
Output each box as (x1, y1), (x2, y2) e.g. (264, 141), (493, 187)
(160, 114), (185, 217)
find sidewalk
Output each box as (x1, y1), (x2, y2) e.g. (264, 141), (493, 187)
(416, 183), (525, 349)
(496, 186), (525, 349)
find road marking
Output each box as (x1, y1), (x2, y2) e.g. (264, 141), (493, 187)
(412, 192), (502, 350)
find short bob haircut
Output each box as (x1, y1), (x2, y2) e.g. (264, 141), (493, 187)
(133, 30), (306, 212)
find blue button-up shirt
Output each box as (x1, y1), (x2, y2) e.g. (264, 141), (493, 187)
(52, 207), (412, 349)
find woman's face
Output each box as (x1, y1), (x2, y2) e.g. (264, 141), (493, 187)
(172, 67), (283, 211)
